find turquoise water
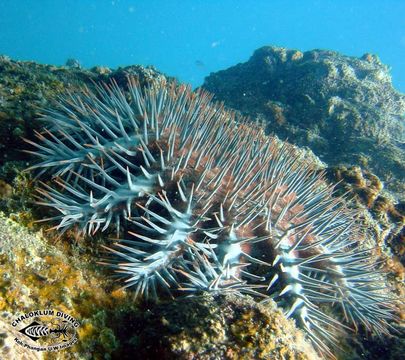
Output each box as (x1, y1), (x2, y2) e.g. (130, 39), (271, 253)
(1, 0), (404, 91)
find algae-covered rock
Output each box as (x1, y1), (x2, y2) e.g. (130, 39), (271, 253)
(114, 294), (319, 360)
(0, 212), (133, 359)
(325, 166), (405, 267)
(342, 327), (405, 360)
(202, 46), (405, 201)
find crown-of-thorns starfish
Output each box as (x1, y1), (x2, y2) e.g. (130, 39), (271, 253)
(26, 77), (398, 358)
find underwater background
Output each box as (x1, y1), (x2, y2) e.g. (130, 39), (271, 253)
(1, 0), (405, 91)
(0, 1), (404, 360)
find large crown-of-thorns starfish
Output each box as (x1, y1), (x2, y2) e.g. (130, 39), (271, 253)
(26, 77), (397, 357)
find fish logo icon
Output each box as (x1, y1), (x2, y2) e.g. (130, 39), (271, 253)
(19, 320), (75, 342)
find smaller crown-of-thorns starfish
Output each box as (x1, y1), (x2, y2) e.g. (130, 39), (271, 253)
(26, 77), (398, 357)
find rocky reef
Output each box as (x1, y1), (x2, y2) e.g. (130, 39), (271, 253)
(203, 46), (405, 199)
(0, 54), (403, 359)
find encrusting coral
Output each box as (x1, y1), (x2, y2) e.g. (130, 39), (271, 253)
(26, 76), (399, 358)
